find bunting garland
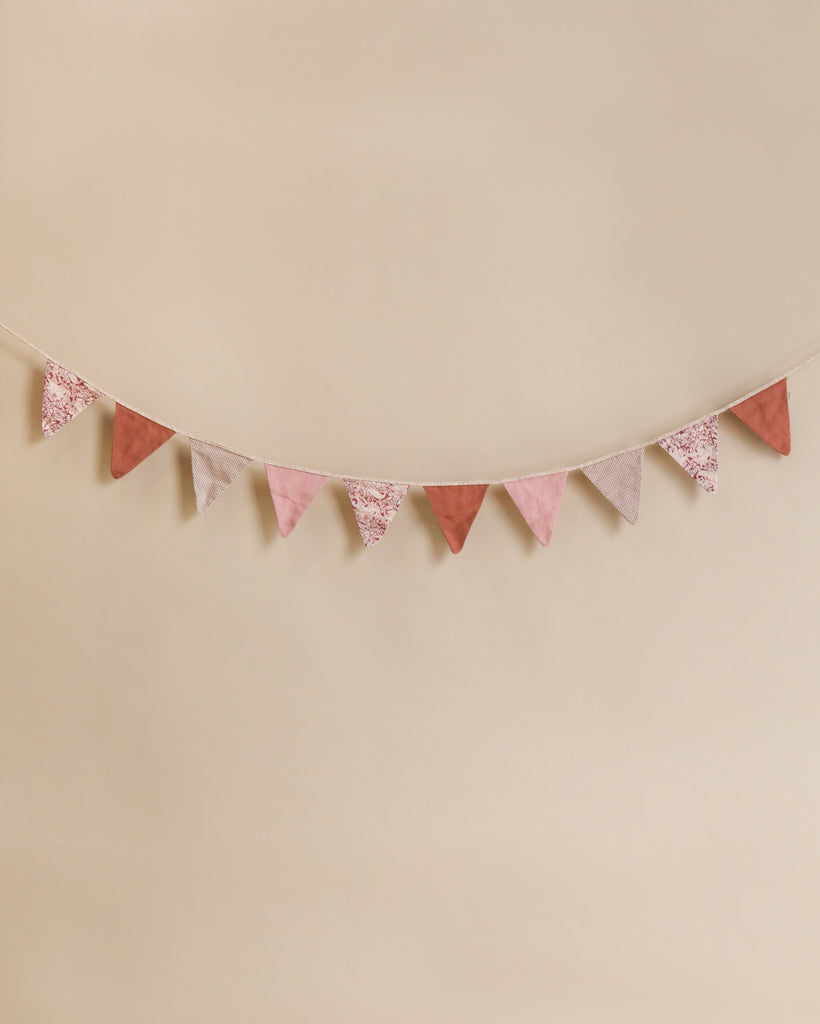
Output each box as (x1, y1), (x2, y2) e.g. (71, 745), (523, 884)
(3, 321), (815, 553)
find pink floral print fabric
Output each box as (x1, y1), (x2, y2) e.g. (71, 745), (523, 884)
(658, 415), (718, 493)
(41, 360), (101, 437)
(344, 479), (409, 548)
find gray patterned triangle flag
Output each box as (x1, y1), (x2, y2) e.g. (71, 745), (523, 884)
(658, 415), (718, 493)
(581, 448), (644, 524)
(190, 439), (252, 513)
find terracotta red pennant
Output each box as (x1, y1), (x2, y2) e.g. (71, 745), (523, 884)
(658, 415), (718, 492)
(111, 405), (175, 479)
(190, 439), (252, 513)
(41, 360), (101, 437)
(266, 465), (329, 537)
(424, 484), (488, 553)
(581, 448), (644, 524)
(730, 379), (791, 455)
(503, 472), (567, 546)
(344, 479), (409, 548)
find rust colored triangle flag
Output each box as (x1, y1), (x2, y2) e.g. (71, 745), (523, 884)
(190, 439), (252, 513)
(111, 405), (175, 479)
(658, 415), (719, 493)
(503, 472), (567, 546)
(582, 448), (644, 524)
(424, 484), (488, 553)
(265, 465), (329, 536)
(41, 360), (101, 437)
(730, 379), (791, 455)
(345, 479), (409, 548)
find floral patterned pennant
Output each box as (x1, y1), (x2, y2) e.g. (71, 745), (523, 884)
(658, 415), (718, 493)
(730, 379), (791, 455)
(344, 479), (409, 548)
(424, 484), (489, 553)
(503, 472), (568, 546)
(41, 360), (101, 437)
(581, 448), (644, 524)
(265, 465), (329, 537)
(190, 439), (252, 513)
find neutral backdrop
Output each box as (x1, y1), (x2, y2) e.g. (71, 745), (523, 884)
(1, 3), (819, 1022)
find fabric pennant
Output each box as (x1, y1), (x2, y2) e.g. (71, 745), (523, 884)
(424, 484), (489, 553)
(658, 415), (718, 493)
(581, 448), (644, 524)
(265, 465), (329, 536)
(111, 404), (176, 479)
(190, 439), (252, 513)
(344, 479), (409, 548)
(41, 360), (101, 437)
(504, 472), (567, 546)
(730, 379), (791, 455)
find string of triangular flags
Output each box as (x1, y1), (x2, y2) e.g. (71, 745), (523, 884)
(35, 349), (800, 550)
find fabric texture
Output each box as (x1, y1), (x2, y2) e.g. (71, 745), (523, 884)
(658, 415), (719, 492)
(344, 479), (409, 548)
(424, 484), (489, 553)
(41, 360), (101, 437)
(111, 405), (176, 479)
(503, 472), (568, 546)
(265, 465), (329, 537)
(730, 379), (791, 455)
(582, 448), (644, 524)
(190, 439), (252, 513)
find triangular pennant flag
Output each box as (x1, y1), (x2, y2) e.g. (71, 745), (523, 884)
(344, 479), (409, 548)
(730, 379), (791, 455)
(265, 465), (329, 537)
(424, 484), (489, 553)
(41, 360), (101, 437)
(111, 404), (176, 479)
(581, 448), (644, 524)
(658, 415), (718, 493)
(503, 472), (568, 546)
(190, 439), (252, 513)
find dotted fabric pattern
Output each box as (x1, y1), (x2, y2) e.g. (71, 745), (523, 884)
(190, 438), (252, 514)
(659, 415), (719, 493)
(582, 448), (644, 525)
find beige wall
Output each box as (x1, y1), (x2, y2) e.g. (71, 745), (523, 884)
(1, 3), (819, 1021)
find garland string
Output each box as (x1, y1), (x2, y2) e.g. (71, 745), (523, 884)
(3, 319), (819, 486)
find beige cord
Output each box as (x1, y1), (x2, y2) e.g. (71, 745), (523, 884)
(3, 319), (817, 486)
